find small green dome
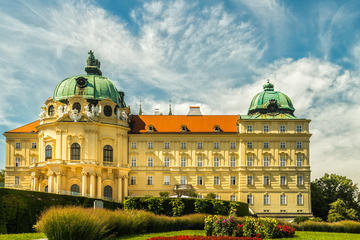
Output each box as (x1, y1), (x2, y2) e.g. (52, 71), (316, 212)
(53, 51), (126, 107)
(248, 80), (295, 115)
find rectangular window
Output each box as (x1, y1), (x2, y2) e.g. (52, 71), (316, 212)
(164, 142), (170, 149)
(197, 176), (203, 185)
(280, 155), (286, 167)
(147, 157), (153, 167)
(131, 157), (137, 167)
(197, 142), (203, 149)
(214, 157), (219, 167)
(181, 157), (186, 167)
(263, 156), (269, 167)
(230, 176), (236, 185)
(230, 156), (236, 167)
(230, 195), (236, 201)
(297, 155), (303, 167)
(264, 194), (270, 205)
(280, 142), (286, 149)
(247, 194), (253, 204)
(264, 176), (270, 185)
(247, 175), (253, 185)
(197, 156), (203, 167)
(263, 142), (269, 149)
(148, 142), (153, 149)
(247, 125), (253, 132)
(280, 176), (286, 185)
(147, 176), (153, 185)
(280, 125), (286, 133)
(214, 142), (219, 149)
(15, 142), (21, 149)
(215, 195), (220, 200)
(164, 156), (170, 167)
(296, 142), (302, 149)
(296, 125), (302, 133)
(297, 175), (303, 185)
(230, 142), (236, 149)
(264, 125), (269, 133)
(131, 142), (136, 149)
(214, 176), (220, 185)
(297, 194), (304, 205)
(280, 194), (287, 205)
(180, 176), (187, 184)
(15, 157), (20, 167)
(15, 176), (20, 185)
(181, 142), (187, 149)
(247, 142), (253, 149)
(131, 176), (136, 185)
(247, 156), (253, 167)
(164, 176), (170, 185)
(32, 142), (37, 149)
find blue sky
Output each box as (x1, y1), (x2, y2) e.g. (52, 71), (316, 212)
(0, 0), (360, 184)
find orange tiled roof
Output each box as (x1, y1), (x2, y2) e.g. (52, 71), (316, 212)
(131, 115), (239, 133)
(6, 120), (40, 133)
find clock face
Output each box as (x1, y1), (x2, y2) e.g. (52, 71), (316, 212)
(104, 105), (112, 117)
(76, 77), (88, 88)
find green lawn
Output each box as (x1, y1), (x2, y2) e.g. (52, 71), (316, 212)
(1, 230), (360, 240)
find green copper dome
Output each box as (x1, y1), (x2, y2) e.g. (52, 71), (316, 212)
(248, 80), (295, 116)
(53, 51), (126, 107)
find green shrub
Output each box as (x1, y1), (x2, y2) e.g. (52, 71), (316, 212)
(171, 198), (185, 216)
(36, 206), (207, 239)
(195, 199), (213, 214)
(145, 197), (164, 215)
(293, 220), (360, 233)
(293, 216), (310, 224)
(159, 192), (170, 198)
(212, 200), (229, 216)
(206, 193), (217, 199)
(0, 188), (122, 234)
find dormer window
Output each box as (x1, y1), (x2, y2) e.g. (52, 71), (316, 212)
(148, 125), (155, 132)
(180, 125), (187, 132)
(48, 105), (55, 116)
(213, 125), (220, 132)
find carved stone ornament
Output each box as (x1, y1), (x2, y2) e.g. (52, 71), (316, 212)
(39, 107), (46, 120)
(85, 104), (100, 120)
(69, 109), (82, 122)
(57, 105), (69, 119)
(121, 111), (128, 121)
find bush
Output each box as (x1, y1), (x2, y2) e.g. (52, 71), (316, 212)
(0, 188), (122, 234)
(147, 237), (262, 240)
(293, 216), (310, 224)
(206, 193), (217, 199)
(124, 197), (249, 217)
(36, 206), (207, 240)
(159, 192), (170, 198)
(293, 220), (360, 233)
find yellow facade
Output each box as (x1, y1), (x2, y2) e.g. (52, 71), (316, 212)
(3, 52), (312, 219)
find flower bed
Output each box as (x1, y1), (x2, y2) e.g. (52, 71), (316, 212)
(147, 236), (262, 240)
(205, 216), (295, 239)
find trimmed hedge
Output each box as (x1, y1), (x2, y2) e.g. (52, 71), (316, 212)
(147, 237), (262, 240)
(0, 188), (122, 234)
(292, 220), (360, 233)
(124, 197), (249, 217)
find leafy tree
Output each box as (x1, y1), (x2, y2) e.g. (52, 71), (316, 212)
(327, 199), (358, 222)
(0, 169), (4, 186)
(206, 192), (217, 199)
(311, 173), (360, 220)
(159, 191), (169, 198)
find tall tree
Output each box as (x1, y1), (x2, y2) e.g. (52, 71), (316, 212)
(311, 173), (360, 220)
(0, 169), (4, 186)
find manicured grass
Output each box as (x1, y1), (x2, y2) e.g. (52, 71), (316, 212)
(0, 233), (45, 240)
(1, 230), (360, 240)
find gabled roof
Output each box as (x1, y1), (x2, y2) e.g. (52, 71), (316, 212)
(130, 115), (239, 133)
(6, 120), (40, 133)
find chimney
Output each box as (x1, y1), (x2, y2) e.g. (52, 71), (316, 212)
(187, 106), (202, 116)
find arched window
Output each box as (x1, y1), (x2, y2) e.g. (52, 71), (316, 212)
(70, 184), (80, 195)
(48, 105), (55, 116)
(72, 102), (81, 112)
(104, 185), (112, 200)
(44, 185), (48, 192)
(45, 145), (52, 160)
(71, 143), (80, 160)
(103, 145), (113, 162)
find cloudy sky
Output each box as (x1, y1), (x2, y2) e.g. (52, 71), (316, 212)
(0, 0), (360, 184)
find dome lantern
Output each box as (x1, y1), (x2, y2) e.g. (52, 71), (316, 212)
(85, 50), (102, 76)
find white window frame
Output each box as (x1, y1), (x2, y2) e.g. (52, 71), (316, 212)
(296, 125), (302, 133)
(247, 175), (253, 185)
(197, 176), (203, 185)
(247, 125), (253, 132)
(214, 176), (220, 185)
(230, 142), (236, 149)
(15, 142), (21, 149)
(247, 142), (253, 149)
(131, 157), (137, 167)
(147, 176), (153, 185)
(32, 142), (37, 149)
(247, 156), (253, 167)
(180, 176), (187, 184)
(230, 176), (236, 185)
(131, 176), (136, 185)
(280, 194), (287, 205)
(214, 156), (219, 167)
(230, 156), (236, 167)
(15, 157), (20, 167)
(296, 142), (302, 149)
(297, 175), (303, 185)
(264, 125), (269, 133)
(264, 176), (270, 185)
(264, 194), (270, 205)
(181, 156), (186, 167)
(181, 142), (187, 149)
(148, 142), (153, 149)
(197, 156), (203, 167)
(280, 176), (287, 185)
(263, 156), (269, 167)
(214, 142), (219, 149)
(280, 125), (286, 133)
(147, 157), (153, 167)
(280, 155), (286, 167)
(280, 142), (286, 149)
(164, 156), (170, 167)
(297, 155), (303, 167)
(164, 142), (170, 149)
(247, 194), (253, 205)
(15, 176), (20, 185)
(197, 142), (203, 149)
(131, 142), (136, 149)
(263, 142), (269, 149)
(164, 176), (170, 185)
(297, 194), (304, 205)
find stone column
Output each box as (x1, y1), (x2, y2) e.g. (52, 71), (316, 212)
(48, 174), (54, 193)
(97, 175), (102, 199)
(34, 175), (39, 192)
(89, 173), (96, 198)
(124, 176), (128, 198)
(56, 173), (62, 194)
(117, 176), (123, 202)
(82, 172), (88, 196)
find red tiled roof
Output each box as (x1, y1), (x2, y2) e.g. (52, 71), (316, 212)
(131, 115), (239, 133)
(6, 120), (40, 133)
